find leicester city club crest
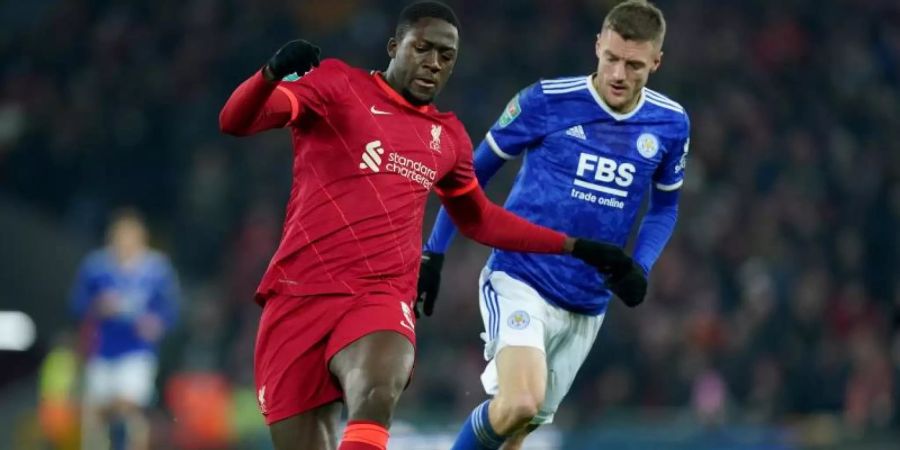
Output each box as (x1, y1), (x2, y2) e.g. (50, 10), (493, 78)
(636, 133), (659, 159)
(507, 310), (530, 330)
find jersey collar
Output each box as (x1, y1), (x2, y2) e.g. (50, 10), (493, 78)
(373, 72), (434, 114)
(586, 74), (645, 121)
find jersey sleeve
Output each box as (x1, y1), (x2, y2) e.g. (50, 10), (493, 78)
(69, 256), (97, 320)
(275, 58), (349, 124)
(633, 189), (680, 274)
(424, 141), (509, 253)
(653, 114), (691, 191)
(434, 125), (479, 198)
(439, 186), (566, 254)
(483, 83), (548, 160)
(149, 257), (181, 330)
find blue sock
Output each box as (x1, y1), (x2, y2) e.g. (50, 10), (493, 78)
(109, 418), (127, 450)
(450, 400), (505, 450)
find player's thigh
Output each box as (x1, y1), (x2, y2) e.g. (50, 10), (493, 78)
(538, 312), (605, 424)
(494, 346), (547, 400)
(328, 330), (415, 402)
(110, 351), (157, 408)
(326, 293), (417, 384)
(328, 329), (414, 424)
(269, 401), (342, 450)
(479, 269), (549, 399)
(83, 357), (115, 408)
(326, 294), (416, 415)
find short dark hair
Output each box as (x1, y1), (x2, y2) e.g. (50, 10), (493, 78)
(395, 1), (460, 39)
(603, 0), (666, 46)
(109, 207), (145, 227)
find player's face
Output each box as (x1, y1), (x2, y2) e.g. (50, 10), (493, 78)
(594, 29), (662, 112)
(387, 18), (459, 105)
(109, 218), (147, 257)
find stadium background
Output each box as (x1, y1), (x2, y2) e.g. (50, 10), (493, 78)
(1, 0), (899, 448)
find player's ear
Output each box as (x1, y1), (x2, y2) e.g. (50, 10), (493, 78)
(595, 33), (602, 56)
(651, 50), (663, 73)
(387, 37), (398, 58)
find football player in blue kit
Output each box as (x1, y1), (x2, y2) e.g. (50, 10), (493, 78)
(417, 1), (690, 449)
(71, 209), (180, 450)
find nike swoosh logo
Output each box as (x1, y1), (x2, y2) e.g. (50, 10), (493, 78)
(370, 106), (392, 115)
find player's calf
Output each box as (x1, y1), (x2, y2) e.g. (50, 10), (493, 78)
(500, 425), (538, 450)
(269, 402), (342, 450)
(449, 397), (541, 450)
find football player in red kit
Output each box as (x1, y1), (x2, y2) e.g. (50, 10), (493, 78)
(219, 2), (638, 450)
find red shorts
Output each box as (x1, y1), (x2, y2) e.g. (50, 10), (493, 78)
(253, 291), (417, 425)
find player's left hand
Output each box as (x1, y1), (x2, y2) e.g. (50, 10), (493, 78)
(265, 39), (321, 81)
(415, 251), (444, 318)
(135, 313), (165, 342)
(607, 263), (647, 307)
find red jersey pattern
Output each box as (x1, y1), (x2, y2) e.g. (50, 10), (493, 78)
(256, 59), (475, 303)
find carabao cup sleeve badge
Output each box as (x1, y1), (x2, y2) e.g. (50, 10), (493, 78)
(497, 94), (522, 128)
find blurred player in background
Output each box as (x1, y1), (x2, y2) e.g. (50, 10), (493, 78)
(219, 2), (636, 449)
(418, 1), (689, 448)
(70, 208), (180, 450)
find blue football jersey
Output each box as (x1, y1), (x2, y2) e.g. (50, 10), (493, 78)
(484, 75), (690, 315)
(70, 249), (180, 358)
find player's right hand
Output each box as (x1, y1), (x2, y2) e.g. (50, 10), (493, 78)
(95, 291), (122, 318)
(135, 313), (165, 342)
(415, 251), (445, 318)
(265, 39), (321, 81)
(570, 238), (632, 277)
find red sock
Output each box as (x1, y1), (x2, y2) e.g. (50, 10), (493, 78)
(337, 420), (389, 450)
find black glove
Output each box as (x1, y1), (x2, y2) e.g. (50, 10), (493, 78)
(571, 238), (632, 277)
(415, 252), (444, 318)
(265, 39), (321, 80)
(607, 262), (648, 307)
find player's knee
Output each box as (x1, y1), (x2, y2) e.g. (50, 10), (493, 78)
(496, 393), (543, 425)
(344, 373), (406, 420)
(110, 398), (143, 416)
(367, 382), (404, 406)
(346, 384), (402, 420)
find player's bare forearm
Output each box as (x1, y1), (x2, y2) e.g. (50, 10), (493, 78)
(440, 187), (568, 254)
(219, 70), (291, 136)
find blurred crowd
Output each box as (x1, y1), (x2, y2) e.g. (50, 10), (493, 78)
(2, 0), (899, 447)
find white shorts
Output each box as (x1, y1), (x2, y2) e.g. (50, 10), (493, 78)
(83, 351), (158, 407)
(478, 268), (604, 424)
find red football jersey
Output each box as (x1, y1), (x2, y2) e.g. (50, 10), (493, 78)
(256, 59), (476, 302)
